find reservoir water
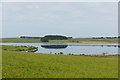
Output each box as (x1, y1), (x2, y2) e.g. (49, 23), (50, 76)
(1, 43), (119, 55)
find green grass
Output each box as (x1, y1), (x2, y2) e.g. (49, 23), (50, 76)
(2, 45), (28, 51)
(0, 45), (1, 79)
(0, 38), (118, 43)
(2, 45), (118, 78)
(49, 38), (118, 43)
(2, 45), (38, 51)
(1, 38), (41, 43)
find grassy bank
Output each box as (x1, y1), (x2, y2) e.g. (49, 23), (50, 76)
(0, 38), (118, 43)
(2, 45), (118, 78)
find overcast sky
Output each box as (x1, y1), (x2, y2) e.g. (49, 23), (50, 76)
(2, 2), (118, 38)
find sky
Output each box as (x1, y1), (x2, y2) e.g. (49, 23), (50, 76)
(1, 0), (119, 2)
(2, 2), (118, 38)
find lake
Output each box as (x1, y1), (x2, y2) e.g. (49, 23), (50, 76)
(1, 43), (120, 55)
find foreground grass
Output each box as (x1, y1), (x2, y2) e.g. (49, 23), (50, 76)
(2, 45), (118, 78)
(0, 38), (118, 43)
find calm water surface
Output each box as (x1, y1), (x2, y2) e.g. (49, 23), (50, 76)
(1, 43), (119, 55)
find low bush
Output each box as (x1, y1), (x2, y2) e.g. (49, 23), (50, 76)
(59, 52), (63, 55)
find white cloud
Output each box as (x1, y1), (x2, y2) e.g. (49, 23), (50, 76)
(2, 2), (118, 37)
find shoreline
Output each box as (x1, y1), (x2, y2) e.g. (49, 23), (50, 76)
(73, 54), (119, 57)
(0, 41), (118, 44)
(3, 45), (118, 78)
(1, 45), (119, 57)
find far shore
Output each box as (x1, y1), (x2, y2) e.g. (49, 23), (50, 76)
(0, 38), (118, 44)
(0, 41), (118, 44)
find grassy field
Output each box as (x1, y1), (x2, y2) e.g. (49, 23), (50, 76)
(1, 38), (41, 43)
(49, 38), (118, 43)
(0, 38), (118, 43)
(2, 45), (118, 78)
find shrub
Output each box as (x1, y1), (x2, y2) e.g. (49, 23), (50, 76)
(18, 49), (23, 51)
(28, 46), (38, 50)
(4, 48), (7, 50)
(102, 52), (107, 55)
(50, 52), (52, 54)
(81, 54), (85, 55)
(68, 53), (71, 55)
(41, 38), (49, 42)
(59, 52), (63, 55)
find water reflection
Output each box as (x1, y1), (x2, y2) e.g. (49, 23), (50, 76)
(41, 44), (68, 49)
(118, 45), (120, 48)
(1, 43), (119, 55)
